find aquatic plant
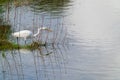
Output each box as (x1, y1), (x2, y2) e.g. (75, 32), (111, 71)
(0, 40), (46, 50)
(0, 24), (11, 39)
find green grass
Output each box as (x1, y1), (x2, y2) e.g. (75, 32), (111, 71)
(0, 40), (46, 50)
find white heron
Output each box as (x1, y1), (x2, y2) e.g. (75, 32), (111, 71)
(12, 27), (52, 44)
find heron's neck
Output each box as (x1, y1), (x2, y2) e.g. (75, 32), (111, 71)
(33, 29), (41, 37)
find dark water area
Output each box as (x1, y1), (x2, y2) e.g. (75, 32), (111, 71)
(1, 0), (120, 80)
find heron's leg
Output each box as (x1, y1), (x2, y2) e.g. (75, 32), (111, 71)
(17, 37), (20, 49)
(25, 40), (26, 44)
(17, 37), (18, 44)
(24, 38), (27, 44)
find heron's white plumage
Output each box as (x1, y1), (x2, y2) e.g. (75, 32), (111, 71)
(12, 27), (52, 44)
(12, 30), (33, 38)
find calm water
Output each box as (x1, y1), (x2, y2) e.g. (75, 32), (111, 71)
(67, 0), (120, 80)
(1, 0), (120, 80)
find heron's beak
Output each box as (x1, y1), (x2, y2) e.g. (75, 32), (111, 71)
(46, 28), (52, 32)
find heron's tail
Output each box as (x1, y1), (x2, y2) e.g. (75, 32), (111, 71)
(11, 33), (14, 36)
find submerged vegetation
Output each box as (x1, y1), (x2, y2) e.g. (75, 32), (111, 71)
(0, 0), (69, 80)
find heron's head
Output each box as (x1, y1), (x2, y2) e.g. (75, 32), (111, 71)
(38, 27), (52, 32)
